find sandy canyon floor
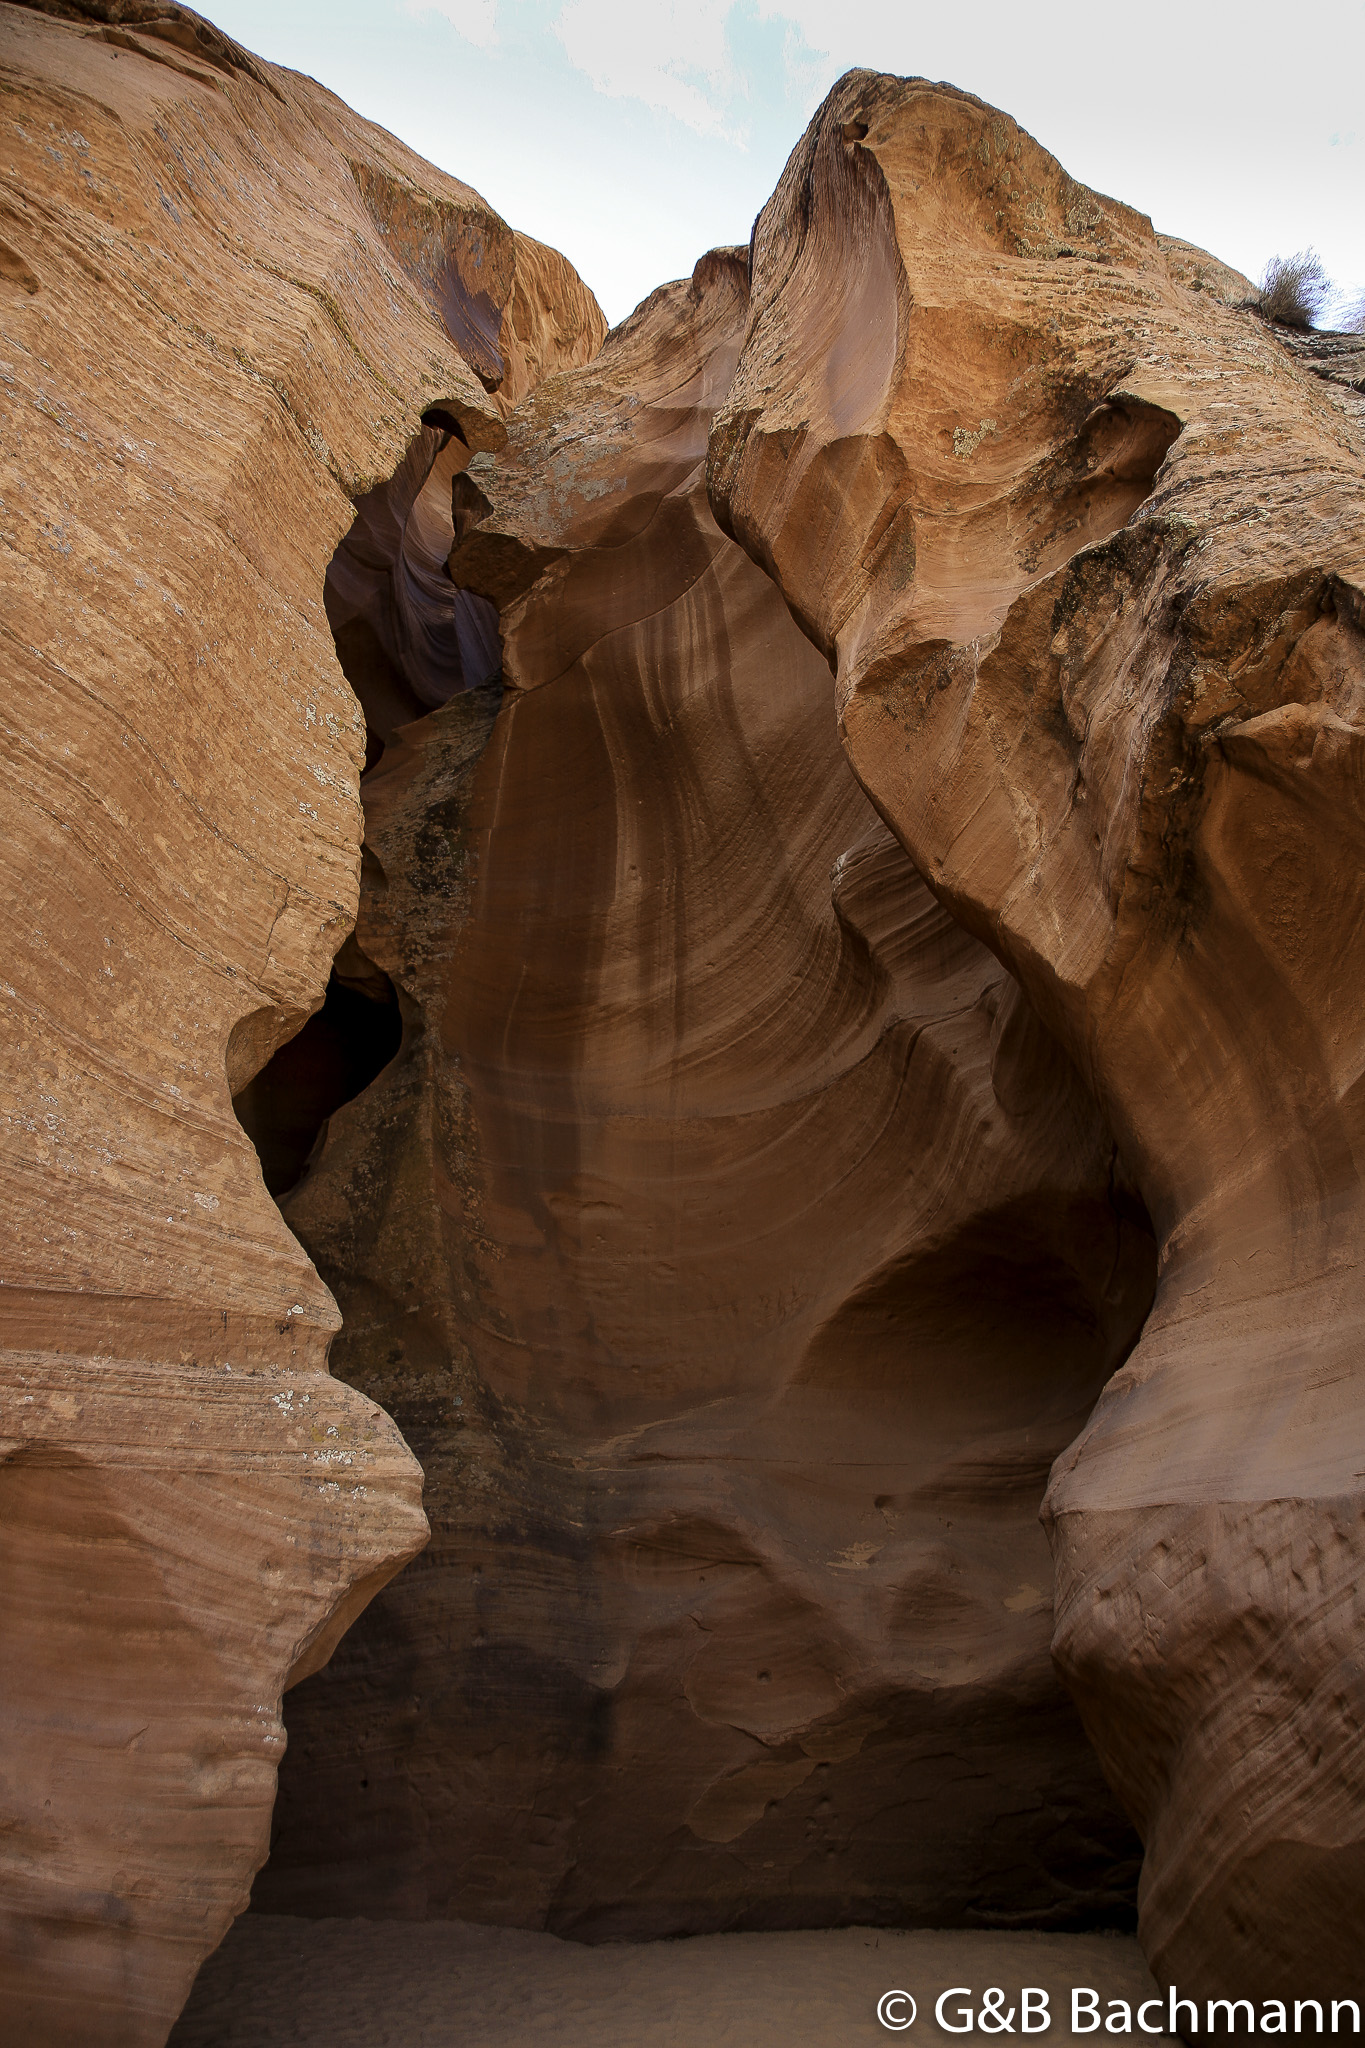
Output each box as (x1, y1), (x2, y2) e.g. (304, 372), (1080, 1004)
(169, 1920), (1167, 2046)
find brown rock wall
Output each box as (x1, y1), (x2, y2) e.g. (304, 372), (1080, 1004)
(707, 69), (1365, 2002)
(257, 249), (1154, 1937)
(0, 4), (602, 2037)
(15, 0), (1363, 2014)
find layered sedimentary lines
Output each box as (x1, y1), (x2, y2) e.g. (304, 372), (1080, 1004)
(0, 4), (600, 2041)
(708, 69), (1365, 2003)
(11, 0), (1365, 2029)
(261, 246), (1154, 1938)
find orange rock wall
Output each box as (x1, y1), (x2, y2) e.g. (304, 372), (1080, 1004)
(10, 1), (1365, 2020)
(256, 251), (1154, 1938)
(707, 69), (1365, 2003)
(0, 4), (601, 2039)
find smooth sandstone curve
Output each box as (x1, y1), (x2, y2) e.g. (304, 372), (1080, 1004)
(254, 247), (1154, 1936)
(707, 69), (1365, 2002)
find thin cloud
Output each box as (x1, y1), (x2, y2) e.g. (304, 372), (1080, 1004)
(554, 0), (745, 139)
(406, 0), (499, 51)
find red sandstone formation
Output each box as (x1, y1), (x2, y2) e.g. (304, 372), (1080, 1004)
(257, 244), (1154, 1938)
(9, 0), (1365, 2028)
(0, 4), (601, 2040)
(707, 69), (1365, 2003)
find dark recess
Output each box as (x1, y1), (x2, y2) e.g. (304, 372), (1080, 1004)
(233, 963), (402, 1198)
(420, 406), (469, 439)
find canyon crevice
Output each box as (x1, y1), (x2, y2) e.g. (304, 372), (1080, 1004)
(4, 6), (1365, 2040)
(257, 243), (1155, 1937)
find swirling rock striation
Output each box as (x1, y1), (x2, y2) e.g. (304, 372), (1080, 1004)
(17, 0), (1358, 2012)
(707, 69), (1365, 2002)
(257, 246), (1154, 1938)
(0, 3), (601, 2039)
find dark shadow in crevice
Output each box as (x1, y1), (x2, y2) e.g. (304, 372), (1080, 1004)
(232, 952), (402, 1199)
(235, 421), (503, 1201)
(324, 422), (502, 777)
(420, 406), (469, 440)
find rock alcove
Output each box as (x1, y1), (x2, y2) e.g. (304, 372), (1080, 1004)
(233, 242), (1161, 1941)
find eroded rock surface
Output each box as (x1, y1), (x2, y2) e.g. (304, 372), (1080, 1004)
(14, 0), (1361, 2015)
(256, 248), (1154, 1938)
(0, 3), (600, 2038)
(707, 70), (1365, 2001)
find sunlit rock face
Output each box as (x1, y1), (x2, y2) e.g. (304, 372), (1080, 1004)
(707, 68), (1365, 2004)
(260, 246), (1155, 1940)
(0, 4), (600, 2040)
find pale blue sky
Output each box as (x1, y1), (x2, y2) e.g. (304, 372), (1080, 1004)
(209, 0), (1363, 327)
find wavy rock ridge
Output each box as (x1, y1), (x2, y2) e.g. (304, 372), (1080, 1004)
(0, 3), (601, 2040)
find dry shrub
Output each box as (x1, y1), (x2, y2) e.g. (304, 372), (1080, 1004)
(1258, 249), (1331, 329)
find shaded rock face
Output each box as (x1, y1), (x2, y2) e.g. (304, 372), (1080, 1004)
(0, 3), (601, 2040)
(259, 248), (1155, 1938)
(708, 72), (1365, 2002)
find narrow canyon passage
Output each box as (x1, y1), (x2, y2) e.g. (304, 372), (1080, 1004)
(232, 249), (1157, 1944)
(10, 9), (1363, 2035)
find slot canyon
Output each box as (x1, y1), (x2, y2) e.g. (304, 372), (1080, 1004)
(1, 3), (1363, 2042)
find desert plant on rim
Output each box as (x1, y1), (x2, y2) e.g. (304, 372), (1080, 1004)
(1258, 248), (1331, 329)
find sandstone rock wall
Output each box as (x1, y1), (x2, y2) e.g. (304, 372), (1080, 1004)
(255, 246), (1155, 1938)
(11, 0), (1365, 2019)
(707, 70), (1365, 2002)
(0, 4), (601, 2038)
